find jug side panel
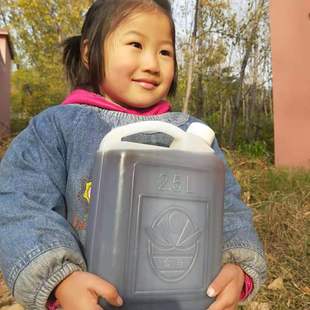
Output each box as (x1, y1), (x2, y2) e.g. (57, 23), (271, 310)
(86, 152), (104, 267)
(86, 152), (135, 286)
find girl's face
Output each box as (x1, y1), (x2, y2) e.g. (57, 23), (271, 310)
(101, 11), (175, 108)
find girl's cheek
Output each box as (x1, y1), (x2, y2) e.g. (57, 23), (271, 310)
(115, 58), (137, 75)
(167, 64), (175, 83)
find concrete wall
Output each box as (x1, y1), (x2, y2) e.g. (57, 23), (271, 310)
(0, 32), (12, 138)
(270, 0), (310, 168)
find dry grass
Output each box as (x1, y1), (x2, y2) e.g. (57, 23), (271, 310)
(225, 151), (310, 310)
(0, 142), (309, 309)
(0, 136), (13, 160)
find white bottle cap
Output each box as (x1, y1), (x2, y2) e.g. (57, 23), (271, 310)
(186, 122), (215, 147)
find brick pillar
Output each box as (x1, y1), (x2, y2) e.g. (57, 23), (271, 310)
(270, 0), (310, 168)
(0, 30), (13, 138)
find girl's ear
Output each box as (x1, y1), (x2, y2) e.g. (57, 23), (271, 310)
(81, 39), (89, 69)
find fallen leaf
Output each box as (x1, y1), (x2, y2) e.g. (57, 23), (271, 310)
(268, 277), (285, 290)
(302, 286), (310, 295)
(243, 191), (251, 203)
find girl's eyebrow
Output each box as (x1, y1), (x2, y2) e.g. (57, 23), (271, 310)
(124, 30), (173, 45)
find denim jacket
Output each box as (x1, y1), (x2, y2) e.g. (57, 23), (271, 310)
(0, 105), (266, 309)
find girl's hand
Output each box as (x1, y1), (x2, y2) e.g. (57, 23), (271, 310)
(206, 264), (245, 310)
(54, 271), (123, 310)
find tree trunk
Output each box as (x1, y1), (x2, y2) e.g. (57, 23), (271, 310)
(195, 1), (204, 119)
(228, 0), (266, 147)
(229, 46), (251, 147)
(183, 0), (200, 113)
(195, 72), (204, 118)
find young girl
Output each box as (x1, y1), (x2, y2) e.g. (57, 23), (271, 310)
(0, 1), (266, 309)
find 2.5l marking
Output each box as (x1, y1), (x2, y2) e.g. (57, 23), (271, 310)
(157, 174), (193, 193)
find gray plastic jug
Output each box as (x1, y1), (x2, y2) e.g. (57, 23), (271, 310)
(86, 121), (225, 309)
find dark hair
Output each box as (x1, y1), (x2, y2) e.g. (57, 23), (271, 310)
(63, 0), (178, 96)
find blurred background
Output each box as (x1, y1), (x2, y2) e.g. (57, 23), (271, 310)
(0, 0), (273, 156)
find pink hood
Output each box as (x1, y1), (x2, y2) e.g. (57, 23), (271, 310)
(62, 89), (171, 116)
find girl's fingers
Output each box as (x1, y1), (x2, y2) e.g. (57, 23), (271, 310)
(223, 306), (238, 310)
(207, 264), (237, 298)
(90, 275), (123, 307)
(207, 295), (236, 310)
(206, 264), (244, 310)
(65, 296), (102, 310)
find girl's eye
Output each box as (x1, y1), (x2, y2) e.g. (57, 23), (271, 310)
(130, 42), (142, 49)
(160, 50), (172, 57)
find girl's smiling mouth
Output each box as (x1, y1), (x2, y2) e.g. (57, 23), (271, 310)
(132, 78), (159, 90)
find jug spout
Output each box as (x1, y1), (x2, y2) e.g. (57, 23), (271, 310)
(186, 122), (215, 147)
(170, 122), (215, 153)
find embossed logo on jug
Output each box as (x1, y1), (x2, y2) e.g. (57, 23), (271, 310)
(146, 207), (202, 282)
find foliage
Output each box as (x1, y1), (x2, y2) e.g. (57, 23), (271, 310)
(176, 0), (272, 150)
(237, 141), (270, 159)
(1, 0), (91, 68)
(11, 68), (65, 117)
(0, 0), (91, 118)
(1, 0), (273, 153)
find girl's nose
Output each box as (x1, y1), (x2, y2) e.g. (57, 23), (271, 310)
(141, 52), (160, 74)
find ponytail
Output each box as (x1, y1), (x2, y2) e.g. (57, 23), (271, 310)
(62, 35), (83, 89)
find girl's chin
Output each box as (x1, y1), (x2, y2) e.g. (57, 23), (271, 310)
(102, 93), (159, 109)
(126, 103), (156, 109)
(113, 100), (157, 109)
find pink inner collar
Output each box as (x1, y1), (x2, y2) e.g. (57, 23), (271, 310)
(62, 89), (171, 116)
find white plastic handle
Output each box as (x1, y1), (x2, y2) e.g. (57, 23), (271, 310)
(99, 121), (186, 151)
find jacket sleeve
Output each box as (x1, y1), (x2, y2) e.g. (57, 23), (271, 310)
(0, 111), (87, 309)
(212, 138), (267, 303)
